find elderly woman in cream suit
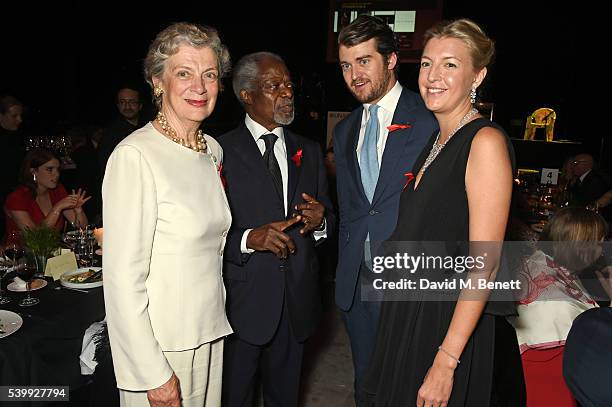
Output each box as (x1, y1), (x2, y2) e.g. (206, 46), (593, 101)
(102, 23), (232, 407)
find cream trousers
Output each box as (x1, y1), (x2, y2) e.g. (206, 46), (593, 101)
(119, 339), (223, 407)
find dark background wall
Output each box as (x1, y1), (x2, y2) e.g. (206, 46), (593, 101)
(1, 2), (598, 166)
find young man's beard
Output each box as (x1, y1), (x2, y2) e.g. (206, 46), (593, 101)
(353, 69), (393, 104)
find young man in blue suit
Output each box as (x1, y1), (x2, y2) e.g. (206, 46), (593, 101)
(219, 52), (335, 407)
(333, 15), (438, 406)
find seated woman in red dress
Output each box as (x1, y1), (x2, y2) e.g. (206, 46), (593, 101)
(3, 148), (90, 244)
(508, 207), (608, 407)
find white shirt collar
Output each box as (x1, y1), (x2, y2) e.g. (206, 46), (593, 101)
(244, 114), (285, 143)
(363, 80), (403, 117)
(580, 169), (592, 182)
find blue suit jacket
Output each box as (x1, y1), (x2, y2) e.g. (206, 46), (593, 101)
(333, 87), (437, 311)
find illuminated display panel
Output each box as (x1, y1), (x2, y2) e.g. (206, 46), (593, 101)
(327, 0), (443, 63)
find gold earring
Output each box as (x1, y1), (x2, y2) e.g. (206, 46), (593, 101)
(154, 86), (164, 98)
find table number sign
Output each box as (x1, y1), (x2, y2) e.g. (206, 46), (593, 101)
(540, 168), (559, 185)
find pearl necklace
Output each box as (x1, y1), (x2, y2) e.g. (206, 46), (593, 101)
(419, 107), (479, 174)
(155, 111), (207, 153)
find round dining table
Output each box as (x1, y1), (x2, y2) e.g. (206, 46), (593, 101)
(0, 275), (111, 406)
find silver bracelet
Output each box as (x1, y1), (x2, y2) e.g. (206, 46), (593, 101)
(438, 346), (461, 365)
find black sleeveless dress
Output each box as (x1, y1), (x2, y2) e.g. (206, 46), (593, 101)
(363, 118), (515, 406)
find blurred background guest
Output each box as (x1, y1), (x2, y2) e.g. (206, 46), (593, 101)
(103, 22), (232, 407)
(554, 156), (578, 207)
(97, 85), (146, 177)
(559, 156), (577, 192)
(593, 188), (612, 226)
(318, 146), (338, 284)
(569, 153), (610, 207)
(596, 189), (612, 211)
(60, 125), (102, 223)
(3, 148), (89, 244)
(508, 207), (608, 407)
(564, 285), (612, 406)
(0, 94), (26, 238)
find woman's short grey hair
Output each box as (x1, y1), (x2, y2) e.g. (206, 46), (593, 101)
(144, 22), (231, 109)
(232, 52), (284, 107)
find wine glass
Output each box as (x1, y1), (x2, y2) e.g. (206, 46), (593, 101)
(62, 218), (82, 249)
(17, 254), (40, 307)
(2, 232), (24, 303)
(4, 231), (25, 265)
(0, 258), (12, 305)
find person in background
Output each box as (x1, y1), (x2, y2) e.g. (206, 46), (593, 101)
(509, 207), (607, 407)
(0, 94), (23, 133)
(3, 148), (89, 244)
(591, 188), (612, 227)
(569, 153), (610, 207)
(0, 94), (26, 238)
(324, 146), (337, 207)
(564, 268), (612, 407)
(596, 189), (612, 209)
(319, 146), (339, 283)
(332, 15), (437, 405)
(559, 156), (577, 191)
(90, 125), (104, 150)
(363, 18), (514, 406)
(218, 51), (335, 407)
(103, 22), (233, 407)
(60, 125), (102, 222)
(554, 155), (578, 207)
(97, 85), (146, 176)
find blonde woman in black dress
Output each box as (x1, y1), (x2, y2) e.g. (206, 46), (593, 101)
(364, 19), (514, 407)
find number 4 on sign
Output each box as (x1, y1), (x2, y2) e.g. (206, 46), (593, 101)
(541, 168), (559, 185)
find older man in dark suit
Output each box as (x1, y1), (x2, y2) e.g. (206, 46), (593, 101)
(218, 52), (335, 407)
(570, 153), (610, 207)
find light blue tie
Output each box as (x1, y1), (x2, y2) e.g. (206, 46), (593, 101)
(360, 104), (380, 203)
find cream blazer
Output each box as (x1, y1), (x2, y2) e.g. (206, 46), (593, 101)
(102, 123), (233, 391)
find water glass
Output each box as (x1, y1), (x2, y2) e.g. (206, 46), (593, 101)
(75, 236), (94, 268)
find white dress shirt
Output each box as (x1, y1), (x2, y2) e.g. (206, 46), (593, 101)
(240, 114), (326, 253)
(356, 81), (403, 167)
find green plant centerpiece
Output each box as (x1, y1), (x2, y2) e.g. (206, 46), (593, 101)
(21, 225), (61, 275)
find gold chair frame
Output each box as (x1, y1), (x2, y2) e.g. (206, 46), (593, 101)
(523, 107), (556, 141)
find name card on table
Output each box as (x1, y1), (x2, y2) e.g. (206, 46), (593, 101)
(45, 252), (78, 281)
(541, 168), (559, 185)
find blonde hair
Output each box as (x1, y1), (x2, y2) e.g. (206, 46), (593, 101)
(143, 22), (231, 109)
(539, 207), (608, 271)
(423, 18), (495, 71)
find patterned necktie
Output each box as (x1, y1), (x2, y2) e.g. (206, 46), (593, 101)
(360, 104), (380, 203)
(261, 133), (284, 202)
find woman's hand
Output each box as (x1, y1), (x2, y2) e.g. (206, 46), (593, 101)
(416, 353), (456, 407)
(71, 189), (91, 210)
(54, 189), (91, 212)
(54, 195), (80, 212)
(147, 373), (181, 407)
